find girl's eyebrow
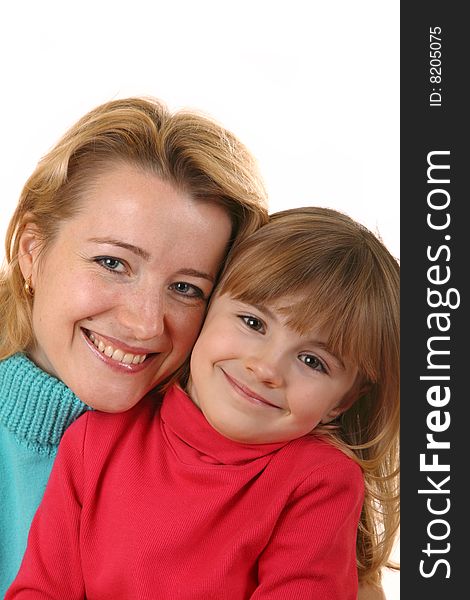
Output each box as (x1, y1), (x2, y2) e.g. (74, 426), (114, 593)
(251, 303), (275, 319)
(88, 237), (215, 283)
(305, 340), (345, 370)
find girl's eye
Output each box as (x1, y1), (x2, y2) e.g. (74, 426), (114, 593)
(240, 315), (265, 333)
(299, 353), (327, 373)
(170, 281), (205, 299)
(95, 256), (126, 273)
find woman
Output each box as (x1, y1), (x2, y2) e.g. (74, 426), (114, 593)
(0, 96), (268, 594)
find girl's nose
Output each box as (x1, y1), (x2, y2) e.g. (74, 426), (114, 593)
(244, 350), (284, 388)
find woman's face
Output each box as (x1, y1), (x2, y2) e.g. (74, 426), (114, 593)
(19, 163), (232, 411)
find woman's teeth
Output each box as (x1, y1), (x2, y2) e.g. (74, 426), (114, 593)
(88, 332), (147, 365)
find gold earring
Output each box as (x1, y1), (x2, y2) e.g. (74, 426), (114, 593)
(24, 275), (34, 297)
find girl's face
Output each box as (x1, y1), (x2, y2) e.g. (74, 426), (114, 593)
(19, 163), (232, 411)
(187, 294), (359, 444)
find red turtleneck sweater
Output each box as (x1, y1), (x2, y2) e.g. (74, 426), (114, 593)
(7, 386), (363, 599)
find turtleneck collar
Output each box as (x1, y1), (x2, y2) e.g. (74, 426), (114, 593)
(0, 353), (89, 454)
(160, 385), (289, 466)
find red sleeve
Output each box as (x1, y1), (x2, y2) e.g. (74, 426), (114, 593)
(5, 414), (88, 599)
(251, 458), (364, 600)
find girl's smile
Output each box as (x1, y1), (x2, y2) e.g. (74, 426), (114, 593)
(220, 368), (282, 410)
(187, 294), (359, 444)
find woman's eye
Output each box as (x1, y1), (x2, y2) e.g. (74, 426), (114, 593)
(170, 282), (205, 299)
(240, 315), (265, 333)
(95, 257), (126, 273)
(299, 353), (326, 373)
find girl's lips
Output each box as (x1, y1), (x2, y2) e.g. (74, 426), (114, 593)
(221, 369), (281, 409)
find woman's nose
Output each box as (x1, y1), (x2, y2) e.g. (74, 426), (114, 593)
(118, 289), (167, 342)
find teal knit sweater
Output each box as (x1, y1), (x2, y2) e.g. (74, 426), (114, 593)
(0, 353), (88, 596)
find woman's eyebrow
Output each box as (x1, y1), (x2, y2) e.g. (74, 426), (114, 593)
(176, 268), (215, 284)
(88, 237), (151, 261)
(88, 238), (215, 283)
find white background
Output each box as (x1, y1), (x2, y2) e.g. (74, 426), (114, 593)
(0, 1), (399, 596)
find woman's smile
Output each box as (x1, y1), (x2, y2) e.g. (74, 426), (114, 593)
(23, 163), (232, 411)
(83, 329), (150, 367)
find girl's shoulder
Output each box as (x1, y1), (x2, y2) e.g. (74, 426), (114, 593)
(279, 434), (364, 489)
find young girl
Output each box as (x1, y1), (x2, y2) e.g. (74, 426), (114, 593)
(7, 207), (400, 599)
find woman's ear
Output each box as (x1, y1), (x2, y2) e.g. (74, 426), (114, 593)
(18, 221), (42, 283)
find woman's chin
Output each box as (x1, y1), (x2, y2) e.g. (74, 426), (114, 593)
(82, 394), (142, 413)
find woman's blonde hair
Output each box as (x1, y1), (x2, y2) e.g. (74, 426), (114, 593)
(0, 97), (268, 359)
(216, 206), (400, 586)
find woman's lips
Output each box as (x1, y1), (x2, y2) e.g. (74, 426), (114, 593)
(86, 331), (147, 364)
(82, 328), (158, 372)
(221, 369), (281, 409)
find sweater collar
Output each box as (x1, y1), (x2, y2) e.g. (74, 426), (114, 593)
(160, 385), (289, 466)
(0, 353), (89, 453)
